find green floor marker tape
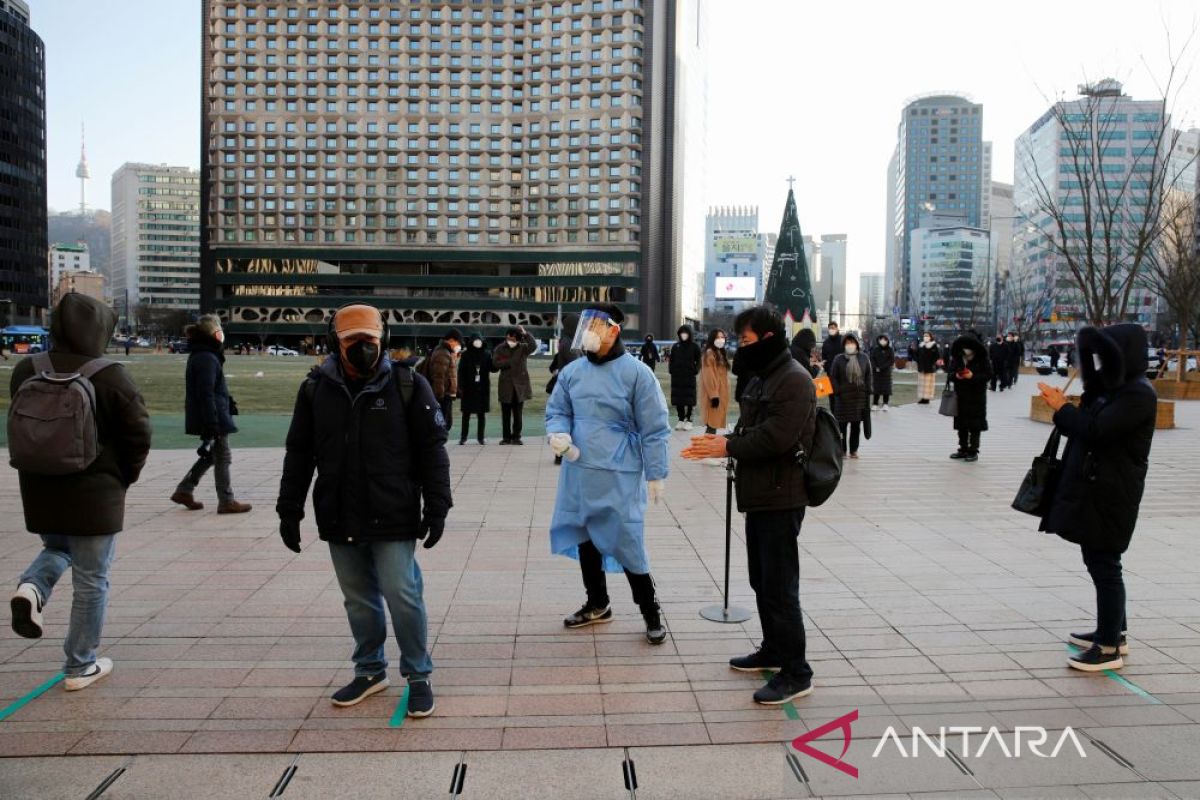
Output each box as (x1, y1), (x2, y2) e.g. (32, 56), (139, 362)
(0, 673), (64, 723)
(761, 670), (803, 721)
(1065, 644), (1162, 704)
(388, 686), (411, 728)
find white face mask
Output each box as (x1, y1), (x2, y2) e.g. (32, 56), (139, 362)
(844, 344), (858, 355)
(580, 329), (603, 353)
(1093, 353), (1102, 371)
(452, 344), (462, 354)
(472, 339), (483, 349)
(829, 329), (838, 337)
(713, 338), (726, 349)
(506, 339), (519, 348)
(214, 329), (225, 343)
(963, 349), (974, 360)
(679, 332), (689, 341)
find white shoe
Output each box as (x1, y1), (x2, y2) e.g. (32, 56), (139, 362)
(10, 583), (43, 639)
(64, 658), (113, 691)
(702, 457), (726, 467)
(684, 420), (694, 431)
(882, 404), (890, 412)
(870, 405), (878, 413)
(674, 421), (685, 431)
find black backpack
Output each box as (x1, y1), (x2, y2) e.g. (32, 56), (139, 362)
(796, 406), (844, 507)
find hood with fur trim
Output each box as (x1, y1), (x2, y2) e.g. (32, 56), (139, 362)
(950, 334), (984, 363)
(1077, 323), (1148, 393)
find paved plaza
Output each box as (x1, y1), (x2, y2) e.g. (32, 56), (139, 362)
(1, 377), (1199, 799)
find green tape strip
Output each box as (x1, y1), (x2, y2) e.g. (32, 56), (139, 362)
(1065, 644), (1162, 704)
(761, 670), (803, 721)
(0, 673), (64, 723)
(388, 686), (411, 728)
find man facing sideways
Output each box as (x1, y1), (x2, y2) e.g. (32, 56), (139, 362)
(276, 304), (451, 717)
(683, 305), (817, 705)
(426, 328), (463, 430)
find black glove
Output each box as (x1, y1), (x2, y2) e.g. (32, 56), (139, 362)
(197, 439), (214, 461)
(419, 516), (445, 549)
(710, 397), (720, 409)
(279, 518), (301, 553)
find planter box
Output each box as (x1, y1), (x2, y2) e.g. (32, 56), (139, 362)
(1031, 395), (1175, 429)
(1153, 379), (1200, 400)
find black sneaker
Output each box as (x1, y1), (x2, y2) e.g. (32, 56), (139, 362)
(499, 439), (512, 446)
(753, 673), (813, 705)
(459, 438), (467, 446)
(10, 583), (43, 639)
(513, 437), (524, 446)
(950, 450), (968, 459)
(406, 679), (435, 718)
(331, 672), (390, 707)
(1069, 631), (1129, 655)
(1068, 645), (1123, 672)
(918, 398), (930, 405)
(643, 608), (667, 645)
(963, 452), (979, 462)
(563, 604), (613, 628)
(729, 648), (781, 673)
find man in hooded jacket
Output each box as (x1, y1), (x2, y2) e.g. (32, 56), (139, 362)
(9, 294), (152, 691)
(668, 324), (701, 429)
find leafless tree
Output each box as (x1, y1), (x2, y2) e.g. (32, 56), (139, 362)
(1140, 190), (1200, 354)
(1001, 265), (1048, 344)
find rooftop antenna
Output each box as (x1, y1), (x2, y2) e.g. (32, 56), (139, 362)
(74, 122), (90, 215)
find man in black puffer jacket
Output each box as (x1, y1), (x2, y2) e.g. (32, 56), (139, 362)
(1038, 324), (1156, 674)
(276, 304), (451, 717)
(683, 306), (817, 707)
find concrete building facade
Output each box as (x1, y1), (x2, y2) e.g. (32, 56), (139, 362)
(858, 271), (883, 319)
(52, 270), (105, 308)
(812, 234), (847, 324)
(909, 213), (989, 338)
(48, 242), (90, 298)
(702, 205), (772, 328)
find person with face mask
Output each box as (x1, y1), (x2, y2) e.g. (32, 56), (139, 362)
(820, 322), (844, 413)
(700, 329), (731, 440)
(915, 333), (940, 404)
(638, 334), (660, 371)
(171, 314), (251, 514)
(682, 305), (818, 706)
(426, 329), (463, 432)
(1007, 333), (1024, 387)
(869, 335), (894, 411)
(948, 333), (992, 461)
(989, 335), (1009, 392)
(828, 333), (873, 458)
(547, 304), (671, 645)
(275, 303), (451, 717)
(457, 333), (492, 445)
(668, 325), (702, 429)
(493, 325), (538, 445)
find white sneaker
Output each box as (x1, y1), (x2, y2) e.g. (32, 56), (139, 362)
(674, 421), (685, 431)
(882, 404), (890, 412)
(870, 405), (878, 413)
(684, 420), (694, 431)
(10, 583), (43, 639)
(702, 457), (726, 466)
(64, 658), (113, 691)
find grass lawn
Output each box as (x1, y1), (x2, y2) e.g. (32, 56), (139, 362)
(0, 352), (918, 449)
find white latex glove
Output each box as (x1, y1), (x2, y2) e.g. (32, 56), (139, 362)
(548, 432), (573, 456)
(647, 479), (665, 505)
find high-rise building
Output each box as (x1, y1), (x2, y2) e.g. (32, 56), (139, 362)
(812, 234), (847, 323)
(110, 163), (201, 325)
(909, 213), (989, 338)
(48, 243), (91, 297)
(888, 94), (988, 319)
(858, 272), (883, 319)
(0, 0), (47, 325)
(702, 206), (773, 327)
(200, 0), (707, 343)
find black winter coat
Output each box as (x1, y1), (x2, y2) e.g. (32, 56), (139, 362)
(726, 343), (816, 512)
(1041, 324), (1156, 554)
(829, 352), (873, 425)
(12, 294), (152, 536)
(949, 335), (991, 431)
(790, 329), (820, 378)
(639, 339), (660, 368)
(915, 342), (941, 373)
(820, 333), (844, 366)
(869, 344), (894, 395)
(184, 336), (237, 437)
(458, 347), (492, 414)
(668, 326), (701, 406)
(276, 357), (452, 543)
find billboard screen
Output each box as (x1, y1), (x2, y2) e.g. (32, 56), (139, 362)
(714, 237), (758, 255)
(715, 276), (757, 300)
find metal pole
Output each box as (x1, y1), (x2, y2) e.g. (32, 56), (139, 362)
(700, 456), (752, 624)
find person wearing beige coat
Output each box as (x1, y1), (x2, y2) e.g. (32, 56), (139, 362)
(700, 329), (731, 434)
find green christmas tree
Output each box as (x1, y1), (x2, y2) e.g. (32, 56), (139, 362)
(764, 186), (817, 326)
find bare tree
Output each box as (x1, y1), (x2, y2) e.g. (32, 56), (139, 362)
(1001, 265), (1048, 343)
(1140, 190), (1200, 352)
(1020, 33), (1198, 326)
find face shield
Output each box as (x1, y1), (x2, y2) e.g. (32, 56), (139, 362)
(571, 309), (620, 354)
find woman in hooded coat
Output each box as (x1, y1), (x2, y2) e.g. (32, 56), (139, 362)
(828, 333), (872, 458)
(948, 333), (991, 462)
(790, 328), (820, 378)
(638, 335), (660, 371)
(1038, 324), (1156, 673)
(667, 324), (701, 430)
(869, 335), (895, 411)
(457, 333), (492, 445)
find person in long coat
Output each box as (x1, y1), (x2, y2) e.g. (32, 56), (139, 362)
(667, 324), (701, 430)
(546, 303), (671, 645)
(869, 334), (895, 411)
(1038, 324), (1156, 673)
(493, 325), (538, 445)
(457, 333), (492, 445)
(915, 332), (940, 404)
(700, 328), (731, 436)
(638, 334), (660, 371)
(828, 333), (872, 458)
(948, 333), (991, 461)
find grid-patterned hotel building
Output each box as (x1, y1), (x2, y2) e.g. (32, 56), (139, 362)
(201, 0), (707, 343)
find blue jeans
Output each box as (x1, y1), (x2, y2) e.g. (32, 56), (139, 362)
(328, 539), (433, 679)
(19, 534), (116, 676)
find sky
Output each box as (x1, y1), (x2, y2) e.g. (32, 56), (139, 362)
(34, 0), (1200, 317)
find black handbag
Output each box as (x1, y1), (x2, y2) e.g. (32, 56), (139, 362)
(938, 378), (957, 417)
(228, 395), (240, 416)
(1012, 429), (1063, 516)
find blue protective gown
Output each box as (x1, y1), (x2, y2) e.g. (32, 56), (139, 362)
(546, 351), (671, 574)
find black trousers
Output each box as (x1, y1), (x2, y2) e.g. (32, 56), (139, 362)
(501, 401), (524, 441)
(957, 428), (982, 453)
(438, 396), (453, 430)
(872, 393), (890, 405)
(578, 539), (657, 614)
(746, 509), (812, 682)
(840, 421), (861, 454)
(1081, 546), (1127, 647)
(459, 411), (485, 443)
(675, 404), (693, 422)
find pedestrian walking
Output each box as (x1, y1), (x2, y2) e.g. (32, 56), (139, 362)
(425, 329), (463, 431)
(948, 333), (991, 462)
(828, 334), (872, 458)
(546, 304), (671, 645)
(457, 333), (491, 445)
(493, 325), (538, 445)
(123, 338), (131, 357)
(668, 324), (701, 430)
(1037, 324), (1157, 672)
(915, 332), (939, 404)
(8, 294), (152, 691)
(869, 334), (894, 411)
(989, 335), (1009, 392)
(700, 328), (731, 437)
(682, 305), (818, 705)
(1007, 334), (1024, 387)
(638, 334), (660, 371)
(171, 315), (252, 514)
(275, 303), (451, 715)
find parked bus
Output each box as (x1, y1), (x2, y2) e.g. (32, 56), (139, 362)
(1, 326), (49, 355)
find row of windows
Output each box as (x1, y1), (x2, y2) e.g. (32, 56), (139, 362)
(219, 47), (640, 71)
(219, 82), (639, 101)
(216, 181), (640, 201)
(218, 114), (636, 134)
(218, 228), (638, 245)
(222, 133), (640, 150)
(220, 196), (639, 214)
(217, 97), (640, 114)
(220, 149), (633, 169)
(221, 1), (644, 22)
(220, 21), (643, 42)
(222, 64), (639, 81)
(220, 212), (636, 228)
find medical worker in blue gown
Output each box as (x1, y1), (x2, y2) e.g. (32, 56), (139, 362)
(545, 303), (672, 644)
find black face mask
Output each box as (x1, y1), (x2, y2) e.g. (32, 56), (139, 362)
(344, 340), (380, 375)
(731, 334), (787, 376)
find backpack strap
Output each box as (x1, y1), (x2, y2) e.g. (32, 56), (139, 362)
(302, 366), (323, 405)
(76, 358), (118, 380)
(393, 362), (414, 407)
(31, 351), (54, 376)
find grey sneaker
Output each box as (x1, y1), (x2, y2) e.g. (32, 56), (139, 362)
(563, 604), (613, 628)
(406, 679), (435, 718)
(753, 673), (813, 705)
(643, 608), (667, 645)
